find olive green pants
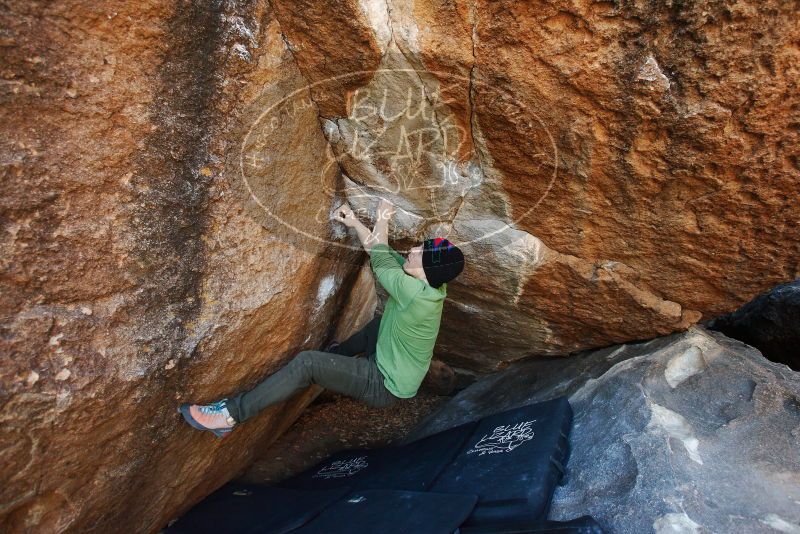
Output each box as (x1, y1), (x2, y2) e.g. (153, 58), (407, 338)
(225, 315), (399, 423)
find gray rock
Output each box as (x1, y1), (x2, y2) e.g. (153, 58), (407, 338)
(405, 326), (800, 533)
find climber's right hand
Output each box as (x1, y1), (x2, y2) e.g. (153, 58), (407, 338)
(333, 203), (358, 228)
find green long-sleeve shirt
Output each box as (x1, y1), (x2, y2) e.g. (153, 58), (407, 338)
(369, 243), (447, 398)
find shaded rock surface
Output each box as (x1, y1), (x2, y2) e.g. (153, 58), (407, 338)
(706, 278), (800, 371)
(404, 326), (800, 533)
(236, 390), (448, 487)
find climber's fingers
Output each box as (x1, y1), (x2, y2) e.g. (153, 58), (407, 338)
(332, 204), (356, 226)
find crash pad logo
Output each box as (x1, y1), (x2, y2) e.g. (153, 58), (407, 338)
(312, 456), (369, 479)
(467, 420), (537, 456)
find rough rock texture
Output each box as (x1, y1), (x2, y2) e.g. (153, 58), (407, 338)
(0, 2), (366, 532)
(404, 326), (800, 533)
(270, 0), (800, 369)
(707, 278), (800, 371)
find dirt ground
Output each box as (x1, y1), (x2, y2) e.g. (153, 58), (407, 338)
(236, 390), (450, 485)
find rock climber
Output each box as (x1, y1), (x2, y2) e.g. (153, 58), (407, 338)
(179, 197), (465, 437)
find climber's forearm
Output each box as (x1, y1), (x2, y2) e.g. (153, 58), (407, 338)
(371, 205), (392, 247)
(346, 202), (392, 253)
(371, 216), (389, 247)
(350, 219), (379, 253)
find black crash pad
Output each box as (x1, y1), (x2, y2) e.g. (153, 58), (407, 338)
(293, 489), (478, 534)
(275, 447), (387, 491)
(278, 420), (477, 492)
(164, 483), (351, 534)
(456, 515), (605, 533)
(168, 397), (579, 533)
(355, 420), (478, 491)
(431, 396), (573, 526)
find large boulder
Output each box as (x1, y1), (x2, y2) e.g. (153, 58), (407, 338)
(2, 0), (798, 531)
(404, 326), (800, 533)
(270, 0), (800, 369)
(0, 2), (366, 532)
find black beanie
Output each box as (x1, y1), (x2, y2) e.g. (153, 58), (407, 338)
(422, 237), (465, 289)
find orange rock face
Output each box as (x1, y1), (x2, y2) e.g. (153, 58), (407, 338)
(0, 2), (364, 532)
(1, 0), (798, 531)
(450, 0), (800, 365)
(273, 0), (799, 368)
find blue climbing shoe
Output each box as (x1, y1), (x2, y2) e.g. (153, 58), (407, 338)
(179, 399), (237, 438)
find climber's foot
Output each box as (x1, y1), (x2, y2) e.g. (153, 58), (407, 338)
(179, 399), (237, 438)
